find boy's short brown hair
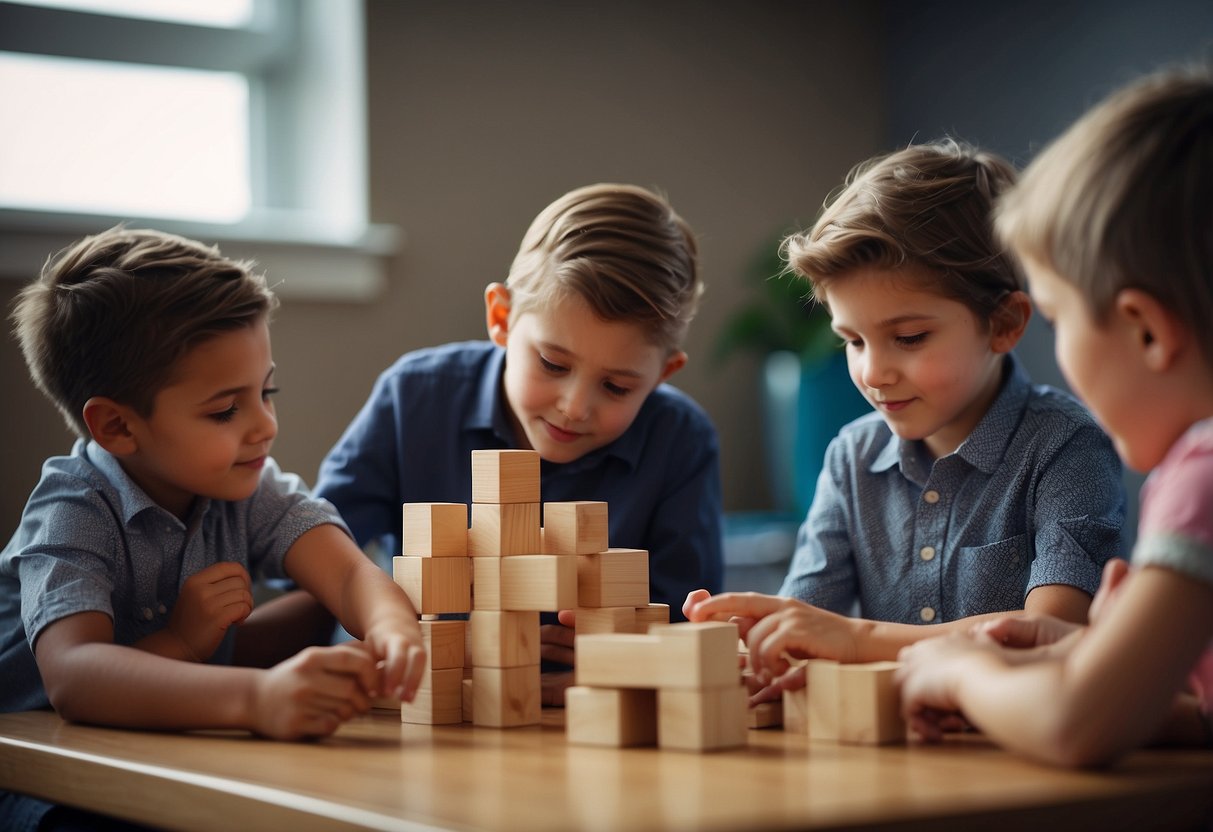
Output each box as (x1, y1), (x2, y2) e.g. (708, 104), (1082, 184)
(12, 226), (277, 438)
(996, 66), (1213, 368)
(505, 183), (701, 352)
(784, 139), (1022, 326)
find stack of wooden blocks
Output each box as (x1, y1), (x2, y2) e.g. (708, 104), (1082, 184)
(566, 621), (748, 751)
(387, 448), (672, 730)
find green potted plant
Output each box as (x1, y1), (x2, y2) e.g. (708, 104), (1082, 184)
(714, 235), (868, 522)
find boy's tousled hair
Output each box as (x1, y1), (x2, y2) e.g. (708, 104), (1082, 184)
(505, 183), (701, 352)
(784, 138), (1023, 326)
(12, 226), (277, 438)
(996, 65), (1213, 368)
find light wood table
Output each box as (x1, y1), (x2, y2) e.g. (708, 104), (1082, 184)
(1, 708), (1211, 831)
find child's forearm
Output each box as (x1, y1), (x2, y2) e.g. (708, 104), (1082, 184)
(855, 612), (1015, 662)
(45, 641), (258, 731)
(134, 628), (201, 662)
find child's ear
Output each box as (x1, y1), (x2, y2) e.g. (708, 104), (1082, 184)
(989, 290), (1032, 353)
(82, 397), (139, 456)
(484, 283), (512, 347)
(1115, 288), (1183, 372)
(659, 350), (688, 383)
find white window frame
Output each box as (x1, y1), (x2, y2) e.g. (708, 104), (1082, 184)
(0, 0), (397, 300)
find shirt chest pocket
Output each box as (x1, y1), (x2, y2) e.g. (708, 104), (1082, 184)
(956, 533), (1030, 615)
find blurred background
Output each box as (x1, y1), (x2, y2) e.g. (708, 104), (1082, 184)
(1, 0), (1210, 580)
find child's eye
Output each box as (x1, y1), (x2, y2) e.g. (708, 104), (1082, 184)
(262, 386), (280, 401)
(603, 381), (632, 397)
(210, 404), (238, 423)
(539, 355), (567, 374)
(896, 332), (928, 346)
(844, 338), (863, 350)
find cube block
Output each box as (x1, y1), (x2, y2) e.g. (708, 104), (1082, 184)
(393, 556), (471, 615)
(469, 503), (541, 556)
(401, 502), (468, 556)
(566, 686), (657, 747)
(577, 548), (649, 608)
(501, 554), (578, 611)
(542, 501), (608, 555)
(471, 449), (540, 504)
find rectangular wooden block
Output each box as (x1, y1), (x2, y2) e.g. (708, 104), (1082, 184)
(838, 662), (906, 745)
(470, 610), (540, 667)
(542, 501), (608, 555)
(782, 685), (808, 734)
(501, 554), (578, 611)
(471, 449), (540, 504)
(748, 699), (783, 729)
(401, 667), (463, 725)
(634, 603), (670, 633)
(401, 502), (468, 556)
(657, 684), (748, 751)
(469, 502), (541, 556)
(575, 606), (636, 635)
(577, 548), (649, 608)
(472, 557), (502, 611)
(806, 659), (840, 741)
(566, 686), (657, 747)
(472, 665), (540, 727)
(392, 556), (471, 615)
(421, 620), (465, 670)
(462, 677), (474, 722)
(576, 622), (740, 690)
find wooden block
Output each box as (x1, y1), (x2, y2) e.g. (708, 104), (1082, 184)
(401, 502), (468, 556)
(782, 685), (808, 734)
(748, 700), (783, 729)
(566, 686), (657, 747)
(393, 556), (471, 615)
(838, 662), (905, 745)
(657, 684), (748, 751)
(469, 503), (541, 556)
(501, 555), (578, 611)
(575, 606), (636, 635)
(401, 667), (463, 725)
(471, 449), (540, 504)
(575, 622), (740, 690)
(542, 501), (608, 555)
(371, 695), (400, 711)
(464, 616), (475, 667)
(806, 659), (840, 741)
(470, 610), (540, 667)
(462, 678), (474, 722)
(634, 603), (670, 633)
(472, 665), (541, 727)
(577, 548), (649, 608)
(421, 620), (466, 670)
(472, 557), (502, 611)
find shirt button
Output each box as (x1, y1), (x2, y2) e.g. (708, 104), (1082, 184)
(920, 607), (936, 622)
(157, 603), (167, 615)
(923, 490), (940, 504)
(142, 607), (154, 621)
(920, 546), (936, 561)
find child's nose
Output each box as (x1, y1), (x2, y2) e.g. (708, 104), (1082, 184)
(558, 383), (591, 423)
(250, 399), (278, 444)
(860, 350), (896, 389)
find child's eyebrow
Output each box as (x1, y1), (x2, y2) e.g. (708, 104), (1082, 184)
(538, 341), (644, 378)
(198, 365), (276, 405)
(875, 313), (938, 328)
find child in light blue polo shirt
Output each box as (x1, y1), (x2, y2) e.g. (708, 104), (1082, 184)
(1, 227), (427, 832)
(686, 141), (1125, 699)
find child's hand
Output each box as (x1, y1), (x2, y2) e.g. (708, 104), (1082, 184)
(250, 643), (378, 740)
(169, 562), (254, 661)
(540, 610), (577, 666)
(362, 619), (427, 703)
(976, 613), (1084, 650)
(687, 592), (858, 684)
(896, 633), (1001, 742)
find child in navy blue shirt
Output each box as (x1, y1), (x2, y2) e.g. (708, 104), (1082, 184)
(315, 184), (724, 700)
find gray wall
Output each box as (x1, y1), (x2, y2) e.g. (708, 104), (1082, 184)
(885, 0), (1213, 544)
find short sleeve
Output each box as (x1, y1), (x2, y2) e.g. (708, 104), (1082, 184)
(1132, 426), (1213, 588)
(244, 459), (351, 580)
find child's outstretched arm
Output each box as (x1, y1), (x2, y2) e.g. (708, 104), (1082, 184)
(283, 523), (426, 702)
(34, 611), (379, 739)
(897, 566), (1213, 767)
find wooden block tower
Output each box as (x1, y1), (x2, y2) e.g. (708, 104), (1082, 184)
(566, 621), (748, 751)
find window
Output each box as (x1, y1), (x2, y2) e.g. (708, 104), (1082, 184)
(0, 0), (395, 299)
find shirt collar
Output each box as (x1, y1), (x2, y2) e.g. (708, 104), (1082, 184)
(869, 353), (1030, 478)
(460, 343), (642, 473)
(84, 439), (210, 528)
